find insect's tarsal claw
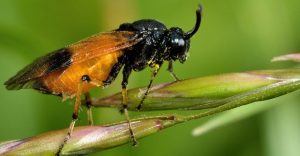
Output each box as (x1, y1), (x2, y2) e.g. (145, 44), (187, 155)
(136, 105), (142, 111)
(132, 138), (138, 146)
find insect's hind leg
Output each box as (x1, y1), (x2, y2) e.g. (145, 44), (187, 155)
(121, 66), (138, 146)
(136, 63), (161, 110)
(84, 92), (94, 125)
(56, 75), (91, 156)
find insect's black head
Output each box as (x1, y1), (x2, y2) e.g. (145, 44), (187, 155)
(165, 5), (202, 63)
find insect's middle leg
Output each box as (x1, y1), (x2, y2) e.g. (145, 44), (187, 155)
(56, 75), (91, 156)
(121, 65), (138, 146)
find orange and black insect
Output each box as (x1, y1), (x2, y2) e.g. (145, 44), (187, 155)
(5, 5), (202, 155)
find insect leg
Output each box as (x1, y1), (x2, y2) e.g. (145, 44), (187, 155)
(136, 63), (161, 110)
(56, 75), (90, 156)
(167, 61), (180, 81)
(84, 92), (94, 125)
(121, 65), (138, 146)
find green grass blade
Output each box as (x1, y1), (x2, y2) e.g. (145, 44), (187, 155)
(92, 69), (300, 111)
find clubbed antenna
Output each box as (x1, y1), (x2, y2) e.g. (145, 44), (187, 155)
(184, 5), (202, 39)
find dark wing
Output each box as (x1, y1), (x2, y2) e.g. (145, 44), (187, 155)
(5, 31), (145, 90)
(5, 48), (72, 90)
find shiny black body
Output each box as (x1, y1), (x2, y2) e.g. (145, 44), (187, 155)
(104, 18), (194, 89)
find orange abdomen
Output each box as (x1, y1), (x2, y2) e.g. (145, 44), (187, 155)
(41, 52), (123, 98)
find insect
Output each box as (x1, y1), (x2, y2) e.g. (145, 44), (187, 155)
(5, 5), (202, 155)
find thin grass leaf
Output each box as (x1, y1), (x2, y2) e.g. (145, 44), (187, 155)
(192, 102), (275, 136)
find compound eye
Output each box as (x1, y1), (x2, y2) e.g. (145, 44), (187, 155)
(172, 38), (185, 47)
(171, 37), (186, 56)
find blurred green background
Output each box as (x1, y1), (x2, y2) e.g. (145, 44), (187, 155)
(1, 0), (300, 156)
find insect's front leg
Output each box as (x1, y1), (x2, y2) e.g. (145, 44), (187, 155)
(167, 61), (180, 81)
(56, 75), (91, 156)
(121, 65), (138, 146)
(136, 62), (162, 110)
